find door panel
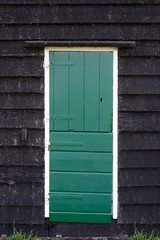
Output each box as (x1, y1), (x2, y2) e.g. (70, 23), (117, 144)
(100, 53), (113, 131)
(50, 132), (112, 152)
(50, 192), (112, 213)
(50, 52), (69, 131)
(50, 152), (112, 173)
(50, 172), (112, 193)
(49, 212), (112, 224)
(49, 51), (113, 224)
(84, 52), (100, 131)
(69, 52), (84, 131)
(50, 52), (113, 132)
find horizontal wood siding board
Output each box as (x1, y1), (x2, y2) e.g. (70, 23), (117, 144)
(119, 76), (160, 94)
(118, 205), (160, 224)
(1, 25), (160, 40)
(0, 147), (44, 166)
(0, 54), (43, 58)
(0, 225), (45, 237)
(0, 110), (44, 129)
(0, 129), (44, 147)
(1, 0), (160, 5)
(0, 77), (44, 93)
(0, 166), (44, 183)
(2, 223), (159, 238)
(119, 132), (160, 150)
(0, 94), (44, 109)
(119, 57), (160, 76)
(119, 187), (160, 204)
(1, 6), (160, 24)
(48, 224), (160, 238)
(0, 183), (43, 206)
(119, 168), (160, 187)
(0, 206), (44, 224)
(119, 95), (160, 112)
(0, 41), (43, 55)
(119, 41), (160, 57)
(119, 151), (160, 168)
(119, 112), (160, 131)
(0, 57), (43, 77)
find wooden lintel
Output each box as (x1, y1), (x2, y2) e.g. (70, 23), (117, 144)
(25, 41), (136, 48)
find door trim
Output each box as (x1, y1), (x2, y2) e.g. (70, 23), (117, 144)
(44, 47), (118, 220)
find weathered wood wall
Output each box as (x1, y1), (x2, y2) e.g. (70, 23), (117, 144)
(0, 0), (160, 236)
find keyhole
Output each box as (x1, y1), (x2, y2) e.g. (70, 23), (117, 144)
(100, 98), (103, 102)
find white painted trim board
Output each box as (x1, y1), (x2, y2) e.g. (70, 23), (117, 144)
(44, 47), (118, 219)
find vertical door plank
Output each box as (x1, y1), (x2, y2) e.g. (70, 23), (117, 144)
(50, 52), (69, 131)
(49, 52), (54, 131)
(69, 52), (84, 131)
(100, 52), (113, 132)
(84, 52), (100, 131)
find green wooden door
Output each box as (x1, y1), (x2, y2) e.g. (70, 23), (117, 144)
(49, 51), (113, 223)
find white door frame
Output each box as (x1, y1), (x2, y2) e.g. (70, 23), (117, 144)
(44, 47), (118, 220)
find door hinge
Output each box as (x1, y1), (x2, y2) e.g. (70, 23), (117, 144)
(50, 115), (75, 121)
(50, 142), (83, 147)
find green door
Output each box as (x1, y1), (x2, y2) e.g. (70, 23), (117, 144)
(49, 51), (113, 223)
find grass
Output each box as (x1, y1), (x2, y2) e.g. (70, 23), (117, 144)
(129, 227), (160, 240)
(8, 226), (40, 240)
(8, 225), (160, 240)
